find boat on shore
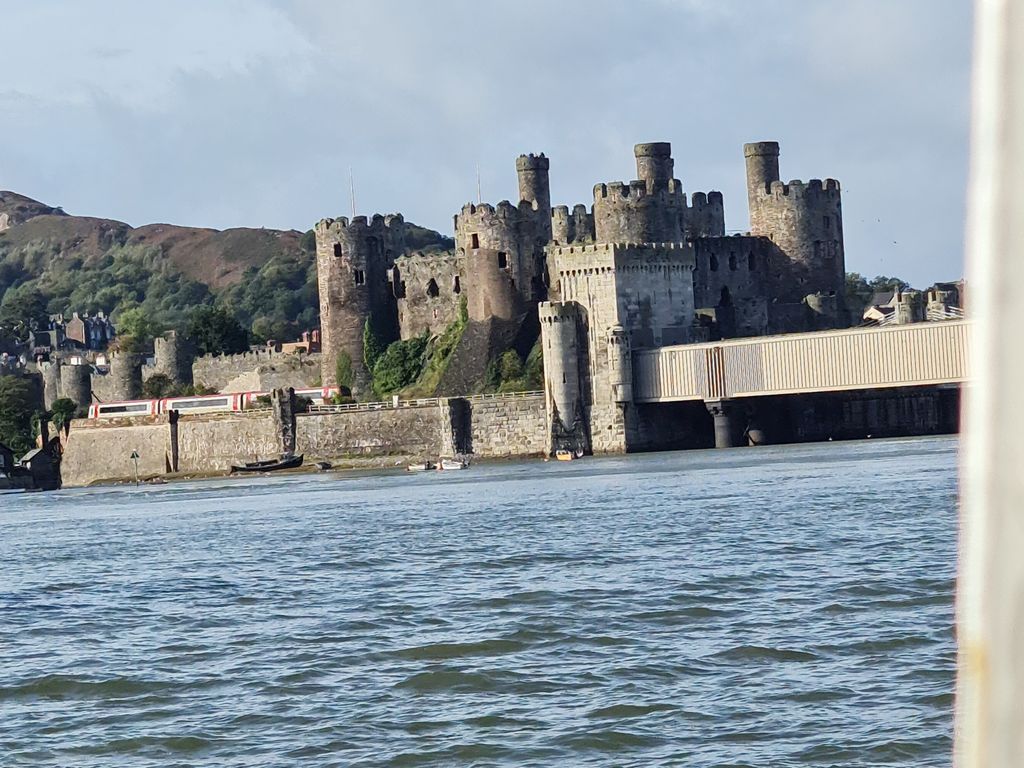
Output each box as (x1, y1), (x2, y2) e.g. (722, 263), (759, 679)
(407, 461), (435, 472)
(438, 458), (469, 471)
(554, 449), (584, 462)
(231, 454), (304, 474)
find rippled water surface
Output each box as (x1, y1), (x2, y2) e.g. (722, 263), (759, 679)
(1, 437), (958, 767)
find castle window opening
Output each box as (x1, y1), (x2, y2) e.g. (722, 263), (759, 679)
(333, 243), (343, 258)
(471, 233), (480, 249)
(354, 269), (365, 285)
(748, 252), (756, 271)
(729, 253), (737, 271)
(497, 252), (509, 270)
(823, 216), (831, 230)
(426, 278), (439, 298)
(710, 254), (719, 272)
(453, 275), (461, 294)
(433, 309), (439, 319)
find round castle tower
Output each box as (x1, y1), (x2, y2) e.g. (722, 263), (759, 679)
(743, 141), (845, 304)
(539, 301), (587, 455)
(315, 213), (405, 394)
(152, 331), (194, 386)
(60, 363), (93, 411)
(107, 351), (143, 401)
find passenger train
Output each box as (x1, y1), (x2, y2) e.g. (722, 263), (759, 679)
(87, 387), (340, 419)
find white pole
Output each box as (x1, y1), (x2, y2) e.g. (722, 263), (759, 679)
(956, 1), (1024, 765)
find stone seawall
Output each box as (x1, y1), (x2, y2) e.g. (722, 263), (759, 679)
(61, 393), (549, 486)
(466, 394), (547, 457)
(62, 416), (173, 486)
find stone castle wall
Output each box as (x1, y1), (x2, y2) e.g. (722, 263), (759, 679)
(192, 350), (321, 393)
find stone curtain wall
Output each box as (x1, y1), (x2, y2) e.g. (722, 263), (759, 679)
(192, 351), (321, 393)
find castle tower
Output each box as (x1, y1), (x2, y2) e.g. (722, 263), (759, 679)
(635, 142), (674, 191)
(455, 200), (547, 303)
(743, 141), (846, 306)
(107, 351), (143, 401)
(539, 301), (588, 455)
(42, 359), (61, 409)
(315, 213), (406, 395)
(60, 363), (93, 411)
(152, 331), (194, 386)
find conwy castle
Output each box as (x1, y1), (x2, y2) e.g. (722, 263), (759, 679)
(49, 139), (968, 485)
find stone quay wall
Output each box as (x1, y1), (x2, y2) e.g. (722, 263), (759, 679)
(61, 392), (549, 486)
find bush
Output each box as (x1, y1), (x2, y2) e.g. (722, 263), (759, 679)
(372, 334), (429, 397)
(50, 398), (79, 428)
(187, 306), (250, 356)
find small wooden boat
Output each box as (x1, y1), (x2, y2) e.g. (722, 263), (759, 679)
(554, 449), (584, 461)
(406, 461), (435, 472)
(438, 458), (469, 471)
(231, 454), (304, 473)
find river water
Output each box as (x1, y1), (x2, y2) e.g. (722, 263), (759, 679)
(0, 436), (958, 767)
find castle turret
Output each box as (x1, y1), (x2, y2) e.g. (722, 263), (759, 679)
(315, 213), (405, 394)
(455, 199), (547, 303)
(516, 153), (551, 219)
(104, 351), (142, 401)
(743, 141), (845, 305)
(744, 141), (781, 224)
(635, 142), (674, 191)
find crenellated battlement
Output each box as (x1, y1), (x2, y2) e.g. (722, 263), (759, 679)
(538, 301), (580, 324)
(316, 212), (405, 238)
(593, 178), (685, 201)
(763, 178), (841, 200)
(687, 191), (724, 209)
(516, 153), (549, 171)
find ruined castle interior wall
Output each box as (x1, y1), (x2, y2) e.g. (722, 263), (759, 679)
(463, 249), (520, 322)
(192, 351), (322, 393)
(393, 252), (464, 339)
(315, 214), (405, 392)
(466, 394), (547, 457)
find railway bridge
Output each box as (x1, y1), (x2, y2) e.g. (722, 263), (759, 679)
(631, 320), (969, 448)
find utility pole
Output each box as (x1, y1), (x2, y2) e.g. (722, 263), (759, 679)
(349, 167), (356, 218)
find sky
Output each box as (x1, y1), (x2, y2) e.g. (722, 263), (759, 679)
(0, 0), (973, 286)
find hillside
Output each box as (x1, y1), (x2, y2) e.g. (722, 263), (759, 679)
(0, 192), (451, 341)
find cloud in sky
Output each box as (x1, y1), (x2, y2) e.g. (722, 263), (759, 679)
(0, 0), (973, 285)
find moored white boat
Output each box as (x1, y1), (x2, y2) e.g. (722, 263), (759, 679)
(438, 458), (469, 471)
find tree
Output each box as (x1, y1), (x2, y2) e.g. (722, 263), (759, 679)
(0, 286), (48, 343)
(115, 306), (163, 343)
(187, 306), (249, 356)
(363, 315), (386, 371)
(50, 398), (79, 428)
(142, 373), (178, 399)
(0, 376), (38, 456)
(371, 334), (428, 397)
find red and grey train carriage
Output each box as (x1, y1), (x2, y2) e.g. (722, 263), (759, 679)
(87, 387), (340, 419)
